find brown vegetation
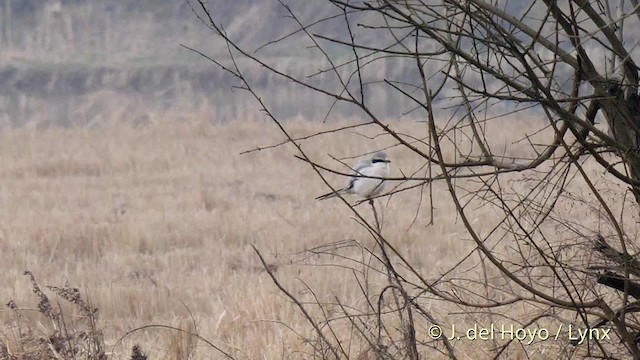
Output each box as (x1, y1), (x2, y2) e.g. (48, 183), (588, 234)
(0, 117), (625, 358)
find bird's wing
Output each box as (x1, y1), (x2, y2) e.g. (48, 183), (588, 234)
(342, 160), (368, 184)
(338, 160), (370, 193)
(350, 160), (372, 175)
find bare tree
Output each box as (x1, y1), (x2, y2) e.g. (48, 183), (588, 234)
(190, 0), (640, 358)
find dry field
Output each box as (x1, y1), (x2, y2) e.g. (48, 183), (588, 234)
(0, 117), (627, 359)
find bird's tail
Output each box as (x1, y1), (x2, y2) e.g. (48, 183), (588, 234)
(315, 188), (346, 201)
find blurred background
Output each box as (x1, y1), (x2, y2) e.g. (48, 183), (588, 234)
(0, 0), (423, 128)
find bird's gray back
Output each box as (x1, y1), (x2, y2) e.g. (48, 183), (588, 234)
(351, 159), (372, 174)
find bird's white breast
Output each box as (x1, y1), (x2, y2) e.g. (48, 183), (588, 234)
(352, 162), (389, 198)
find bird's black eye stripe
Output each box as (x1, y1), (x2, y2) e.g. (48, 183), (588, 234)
(372, 159), (390, 163)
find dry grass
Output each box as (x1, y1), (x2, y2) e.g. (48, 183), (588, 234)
(0, 116), (624, 358)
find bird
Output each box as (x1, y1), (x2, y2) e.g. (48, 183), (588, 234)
(316, 151), (391, 201)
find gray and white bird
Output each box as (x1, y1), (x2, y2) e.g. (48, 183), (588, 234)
(316, 151), (391, 201)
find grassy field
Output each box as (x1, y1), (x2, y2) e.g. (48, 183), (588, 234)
(0, 117), (624, 359)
